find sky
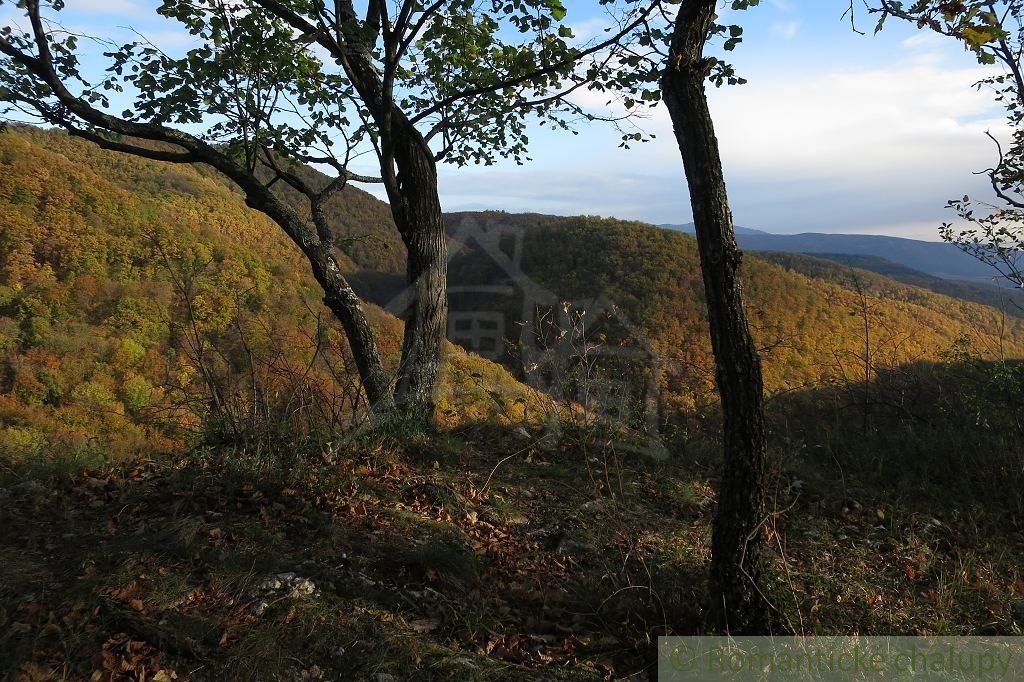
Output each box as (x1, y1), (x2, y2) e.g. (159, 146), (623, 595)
(433, 0), (1008, 240)
(2, 0), (1010, 241)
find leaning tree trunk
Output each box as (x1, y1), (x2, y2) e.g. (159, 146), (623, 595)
(384, 125), (448, 424)
(662, 0), (770, 633)
(311, 245), (394, 409)
(233, 168), (395, 411)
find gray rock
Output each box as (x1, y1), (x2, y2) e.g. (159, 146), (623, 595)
(250, 572), (319, 613)
(537, 432), (559, 452)
(13, 479), (45, 494)
(556, 537), (596, 555)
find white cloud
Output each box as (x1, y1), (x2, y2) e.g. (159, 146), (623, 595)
(68, 0), (150, 18)
(901, 31), (946, 51)
(568, 17), (614, 43)
(568, 52), (1004, 178)
(137, 29), (198, 49)
(771, 20), (801, 40)
(439, 48), (1008, 240)
(712, 62), (1001, 174)
(818, 220), (948, 240)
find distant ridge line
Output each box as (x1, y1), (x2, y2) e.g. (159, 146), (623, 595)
(658, 222), (994, 282)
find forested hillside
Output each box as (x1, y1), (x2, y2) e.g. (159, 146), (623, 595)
(4, 126), (1023, 464)
(445, 211), (1024, 414)
(7, 0), (1024, 673)
(0, 128), (527, 462)
(4, 129), (1024, 680)
(758, 252), (1024, 318)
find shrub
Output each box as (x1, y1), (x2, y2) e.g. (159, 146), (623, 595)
(120, 375), (154, 411)
(0, 426), (46, 459)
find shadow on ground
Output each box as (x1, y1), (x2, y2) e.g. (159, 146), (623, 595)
(0, 424), (707, 680)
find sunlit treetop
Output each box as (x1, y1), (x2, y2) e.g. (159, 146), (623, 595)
(874, 1), (1023, 62)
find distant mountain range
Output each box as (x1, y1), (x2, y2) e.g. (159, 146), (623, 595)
(662, 223), (774, 237)
(660, 223), (998, 282)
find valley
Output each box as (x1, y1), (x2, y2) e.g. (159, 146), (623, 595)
(1, 127), (1023, 677)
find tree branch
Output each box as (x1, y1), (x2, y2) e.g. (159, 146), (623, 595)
(61, 126), (197, 163)
(410, 1), (662, 126)
(982, 129), (1024, 208)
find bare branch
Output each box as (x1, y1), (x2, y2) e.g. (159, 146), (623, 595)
(982, 130), (1024, 208)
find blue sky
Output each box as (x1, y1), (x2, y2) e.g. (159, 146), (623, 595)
(2, 0), (1008, 241)
(437, 0), (1007, 240)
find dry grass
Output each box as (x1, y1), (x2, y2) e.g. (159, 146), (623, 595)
(2, 405), (1023, 680)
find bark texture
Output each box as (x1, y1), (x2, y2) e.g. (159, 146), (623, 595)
(386, 135), (448, 420)
(662, 0), (770, 633)
(339, 31), (449, 424)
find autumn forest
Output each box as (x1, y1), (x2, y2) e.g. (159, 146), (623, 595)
(2, 0), (1024, 680)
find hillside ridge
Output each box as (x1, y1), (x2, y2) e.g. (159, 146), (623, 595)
(661, 221), (995, 281)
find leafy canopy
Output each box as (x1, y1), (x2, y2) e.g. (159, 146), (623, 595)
(0, 0), (671, 172)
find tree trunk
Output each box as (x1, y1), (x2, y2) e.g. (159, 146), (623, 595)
(384, 128), (448, 424)
(317, 249), (394, 410)
(662, 0), (770, 633)
(239, 186), (393, 410)
(336, 39), (449, 427)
